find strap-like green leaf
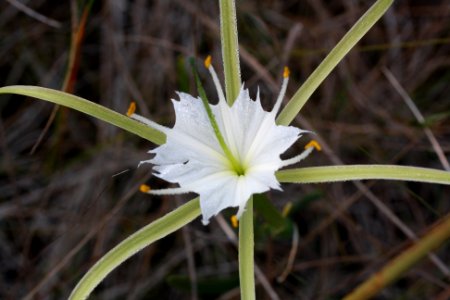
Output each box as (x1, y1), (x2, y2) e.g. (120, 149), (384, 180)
(0, 85), (166, 145)
(276, 165), (450, 185)
(219, 0), (241, 104)
(277, 0), (394, 126)
(69, 198), (200, 300)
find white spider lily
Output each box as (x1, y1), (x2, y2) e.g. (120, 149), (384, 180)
(128, 57), (320, 225)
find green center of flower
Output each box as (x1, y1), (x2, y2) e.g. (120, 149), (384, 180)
(229, 155), (246, 176)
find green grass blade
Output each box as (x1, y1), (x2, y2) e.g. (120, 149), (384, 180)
(276, 0), (393, 126)
(276, 165), (450, 185)
(343, 213), (450, 300)
(0, 85), (166, 145)
(219, 0), (241, 104)
(69, 198), (200, 300)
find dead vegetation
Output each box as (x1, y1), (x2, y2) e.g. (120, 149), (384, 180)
(0, 0), (449, 299)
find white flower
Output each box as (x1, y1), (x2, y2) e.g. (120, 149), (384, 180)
(129, 58), (319, 225)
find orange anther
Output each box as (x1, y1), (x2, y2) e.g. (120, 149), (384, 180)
(204, 55), (212, 68)
(282, 202), (293, 217)
(139, 184), (151, 193)
(126, 101), (136, 117)
(305, 140), (322, 151)
(283, 66), (290, 78)
(231, 215), (239, 228)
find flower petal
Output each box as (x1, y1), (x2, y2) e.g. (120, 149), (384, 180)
(143, 83), (308, 225)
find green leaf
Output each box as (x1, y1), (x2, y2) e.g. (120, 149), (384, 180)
(69, 198), (200, 300)
(422, 111), (450, 127)
(277, 0), (394, 126)
(176, 56), (190, 93)
(289, 190), (324, 215)
(219, 0), (241, 104)
(0, 85), (166, 145)
(253, 194), (292, 237)
(276, 165), (450, 185)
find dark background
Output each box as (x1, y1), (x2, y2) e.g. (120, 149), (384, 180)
(0, 0), (449, 299)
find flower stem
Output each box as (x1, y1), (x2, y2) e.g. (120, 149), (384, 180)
(219, 0), (241, 104)
(343, 213), (450, 300)
(276, 0), (393, 126)
(239, 197), (255, 300)
(219, 1), (256, 298)
(69, 198), (201, 300)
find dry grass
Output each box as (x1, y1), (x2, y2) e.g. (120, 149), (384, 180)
(0, 1), (449, 299)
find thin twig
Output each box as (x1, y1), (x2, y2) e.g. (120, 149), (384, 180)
(30, 3), (89, 154)
(296, 116), (450, 277)
(382, 67), (450, 171)
(5, 0), (61, 28)
(179, 199), (198, 300)
(343, 213), (450, 300)
(23, 175), (151, 300)
(276, 224), (299, 282)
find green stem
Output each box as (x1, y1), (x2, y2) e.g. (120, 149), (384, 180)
(276, 165), (450, 185)
(343, 213), (450, 300)
(69, 198), (200, 300)
(219, 0), (241, 104)
(219, 1), (255, 298)
(276, 0), (393, 126)
(239, 197), (255, 300)
(0, 86), (166, 145)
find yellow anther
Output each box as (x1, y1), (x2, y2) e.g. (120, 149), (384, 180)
(305, 140), (322, 151)
(204, 55), (212, 69)
(231, 215), (239, 228)
(283, 66), (290, 78)
(282, 201), (293, 217)
(126, 101), (136, 117)
(139, 184), (151, 193)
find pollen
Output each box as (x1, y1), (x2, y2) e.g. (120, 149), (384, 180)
(305, 140), (322, 151)
(139, 184), (151, 193)
(126, 101), (136, 117)
(231, 215), (239, 228)
(204, 55), (212, 69)
(283, 66), (290, 78)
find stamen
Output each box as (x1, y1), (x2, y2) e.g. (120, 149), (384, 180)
(126, 101), (136, 117)
(140, 184), (151, 193)
(282, 202), (293, 217)
(279, 139), (321, 168)
(204, 55), (212, 69)
(231, 215), (239, 228)
(204, 55), (227, 104)
(305, 139), (322, 151)
(283, 66), (290, 78)
(129, 113), (170, 134)
(140, 186), (191, 195)
(272, 66), (290, 115)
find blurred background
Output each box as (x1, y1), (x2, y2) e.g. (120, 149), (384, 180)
(0, 0), (449, 299)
